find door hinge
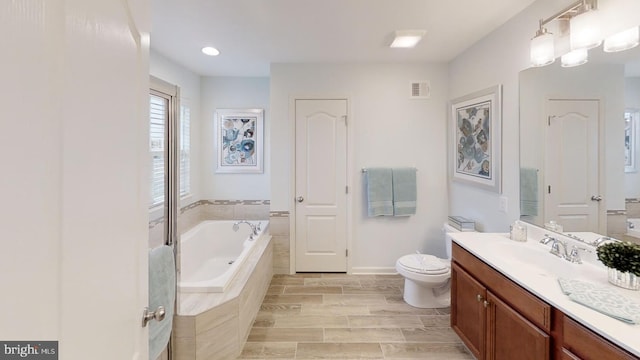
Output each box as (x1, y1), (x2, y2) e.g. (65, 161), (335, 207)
(345, 186), (349, 194)
(346, 249), (348, 257)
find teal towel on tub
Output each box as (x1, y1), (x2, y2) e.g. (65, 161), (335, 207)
(149, 245), (176, 360)
(366, 168), (393, 216)
(392, 167), (417, 216)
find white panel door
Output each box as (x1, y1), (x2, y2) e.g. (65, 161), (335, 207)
(295, 99), (348, 272)
(545, 99), (601, 232)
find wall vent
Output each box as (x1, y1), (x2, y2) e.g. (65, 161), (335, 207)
(410, 81), (430, 99)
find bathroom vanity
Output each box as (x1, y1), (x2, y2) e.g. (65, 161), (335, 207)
(450, 232), (640, 360)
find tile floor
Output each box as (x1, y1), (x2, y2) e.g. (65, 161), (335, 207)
(237, 273), (473, 359)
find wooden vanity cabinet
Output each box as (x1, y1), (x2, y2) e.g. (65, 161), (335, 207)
(452, 243), (639, 360)
(451, 247), (551, 360)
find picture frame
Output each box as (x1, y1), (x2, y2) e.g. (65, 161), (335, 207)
(625, 110), (638, 173)
(450, 85), (502, 193)
(215, 108), (264, 173)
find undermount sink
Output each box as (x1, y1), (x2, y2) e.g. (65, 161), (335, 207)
(480, 234), (605, 282)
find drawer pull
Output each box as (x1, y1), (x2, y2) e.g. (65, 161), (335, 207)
(483, 300), (490, 308)
(477, 294), (484, 302)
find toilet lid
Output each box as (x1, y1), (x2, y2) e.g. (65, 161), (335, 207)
(398, 254), (450, 275)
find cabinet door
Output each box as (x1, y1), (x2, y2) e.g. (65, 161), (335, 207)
(452, 262), (486, 359)
(486, 291), (550, 360)
(561, 348), (582, 360)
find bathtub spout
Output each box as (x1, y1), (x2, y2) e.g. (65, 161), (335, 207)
(232, 220), (258, 238)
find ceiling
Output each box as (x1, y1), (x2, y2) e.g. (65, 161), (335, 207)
(151, 0), (538, 77)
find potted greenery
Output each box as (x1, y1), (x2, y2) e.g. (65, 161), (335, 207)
(596, 241), (640, 291)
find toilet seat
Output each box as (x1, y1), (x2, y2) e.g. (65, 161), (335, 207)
(397, 254), (450, 275)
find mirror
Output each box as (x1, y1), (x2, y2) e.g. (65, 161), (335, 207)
(519, 45), (640, 239)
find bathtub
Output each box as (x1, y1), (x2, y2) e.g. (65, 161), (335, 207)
(628, 218), (640, 238)
(179, 220), (268, 293)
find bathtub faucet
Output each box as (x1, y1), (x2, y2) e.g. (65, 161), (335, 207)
(233, 220), (258, 238)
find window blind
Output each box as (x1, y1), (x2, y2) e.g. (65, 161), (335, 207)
(180, 105), (191, 197)
(149, 94), (166, 207)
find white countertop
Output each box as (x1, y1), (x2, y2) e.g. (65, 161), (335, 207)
(450, 231), (640, 358)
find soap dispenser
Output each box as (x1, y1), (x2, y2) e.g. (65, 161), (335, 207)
(510, 220), (527, 242)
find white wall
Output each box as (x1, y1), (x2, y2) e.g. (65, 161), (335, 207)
(625, 77), (640, 198)
(271, 63), (450, 270)
(201, 77), (271, 200)
(150, 50), (202, 206)
(448, 0), (577, 232)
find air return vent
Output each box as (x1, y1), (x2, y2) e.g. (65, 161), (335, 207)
(410, 80), (430, 99)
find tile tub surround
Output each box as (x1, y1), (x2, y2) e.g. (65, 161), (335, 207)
(173, 231), (273, 359)
(269, 211), (290, 274)
(238, 274), (473, 359)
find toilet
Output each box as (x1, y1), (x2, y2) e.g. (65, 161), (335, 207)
(395, 223), (462, 308)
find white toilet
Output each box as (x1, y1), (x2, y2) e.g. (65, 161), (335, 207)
(395, 223), (462, 308)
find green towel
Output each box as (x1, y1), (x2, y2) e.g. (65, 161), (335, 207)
(149, 245), (176, 359)
(392, 167), (417, 216)
(366, 168), (393, 216)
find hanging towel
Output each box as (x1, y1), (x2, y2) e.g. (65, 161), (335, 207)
(520, 168), (538, 216)
(366, 168), (394, 216)
(149, 245), (176, 360)
(392, 167), (417, 216)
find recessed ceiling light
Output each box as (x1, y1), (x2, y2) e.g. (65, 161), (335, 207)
(201, 46), (220, 56)
(390, 30), (426, 48)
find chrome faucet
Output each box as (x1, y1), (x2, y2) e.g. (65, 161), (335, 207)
(548, 238), (569, 259)
(233, 220), (258, 238)
(567, 245), (592, 264)
(539, 234), (556, 245)
(592, 236), (619, 247)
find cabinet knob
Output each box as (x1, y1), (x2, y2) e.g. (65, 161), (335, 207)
(476, 294), (484, 302)
(483, 300), (490, 308)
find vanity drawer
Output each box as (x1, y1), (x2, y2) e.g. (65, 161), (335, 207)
(563, 317), (637, 360)
(452, 243), (551, 332)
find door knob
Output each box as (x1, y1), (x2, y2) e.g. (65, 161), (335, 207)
(591, 195), (603, 202)
(296, 196), (304, 203)
(142, 306), (166, 327)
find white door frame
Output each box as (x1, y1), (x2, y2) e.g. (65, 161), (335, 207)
(543, 96), (607, 233)
(289, 95), (353, 274)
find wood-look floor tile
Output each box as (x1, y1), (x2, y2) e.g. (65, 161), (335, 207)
(401, 327), (462, 343)
(247, 328), (324, 342)
(275, 273), (322, 278)
(262, 294), (323, 304)
(300, 304), (370, 316)
(270, 277), (306, 286)
(324, 328), (404, 342)
(252, 313), (276, 327)
(283, 286), (342, 295)
(347, 315), (424, 328)
(435, 307), (451, 315)
(274, 315), (349, 328)
(384, 295), (406, 304)
(342, 285), (401, 295)
(296, 342), (383, 359)
(380, 342), (474, 359)
(323, 294), (388, 305)
(267, 285), (285, 295)
(303, 278), (361, 286)
(259, 303), (302, 315)
(368, 303), (440, 316)
(321, 273), (369, 279)
(420, 314), (451, 327)
(238, 341), (297, 359)
(359, 278), (405, 287)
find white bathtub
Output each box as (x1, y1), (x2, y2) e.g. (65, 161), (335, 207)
(628, 218), (640, 238)
(179, 220), (268, 293)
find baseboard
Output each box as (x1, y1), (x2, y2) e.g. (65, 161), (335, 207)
(350, 266), (398, 275)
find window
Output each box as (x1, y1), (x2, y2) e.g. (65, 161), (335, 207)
(180, 105), (191, 197)
(149, 93), (167, 207)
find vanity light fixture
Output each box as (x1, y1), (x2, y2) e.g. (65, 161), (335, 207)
(561, 48), (588, 67)
(529, 0), (639, 68)
(603, 26), (639, 52)
(201, 46), (220, 56)
(390, 30), (426, 48)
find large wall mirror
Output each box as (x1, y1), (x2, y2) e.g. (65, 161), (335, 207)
(519, 45), (640, 238)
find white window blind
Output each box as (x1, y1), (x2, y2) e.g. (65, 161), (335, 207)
(149, 94), (166, 207)
(180, 105), (191, 197)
